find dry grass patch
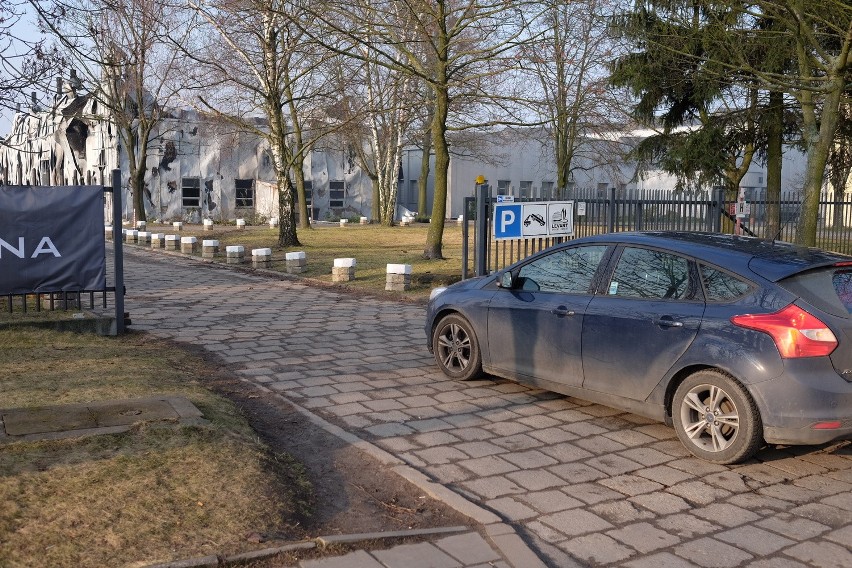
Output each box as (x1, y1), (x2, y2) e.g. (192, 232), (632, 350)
(0, 329), (310, 568)
(140, 222), (473, 300)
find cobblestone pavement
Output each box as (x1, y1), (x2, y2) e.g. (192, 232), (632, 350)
(122, 249), (852, 568)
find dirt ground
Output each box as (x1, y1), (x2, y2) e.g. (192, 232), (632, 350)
(193, 342), (472, 551)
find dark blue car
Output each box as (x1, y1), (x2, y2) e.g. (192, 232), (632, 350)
(426, 232), (852, 464)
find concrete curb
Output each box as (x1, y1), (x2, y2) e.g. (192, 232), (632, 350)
(142, 527), (469, 568)
(247, 379), (547, 568)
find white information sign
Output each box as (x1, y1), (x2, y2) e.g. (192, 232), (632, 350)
(493, 201), (574, 240)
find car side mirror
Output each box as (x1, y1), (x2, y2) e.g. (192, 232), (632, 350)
(498, 271), (514, 289)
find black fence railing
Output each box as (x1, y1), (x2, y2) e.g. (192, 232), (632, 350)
(463, 187), (852, 277)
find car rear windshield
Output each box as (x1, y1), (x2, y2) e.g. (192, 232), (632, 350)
(778, 266), (852, 317)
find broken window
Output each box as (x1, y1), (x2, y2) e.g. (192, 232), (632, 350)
(235, 179), (254, 207)
(182, 177), (201, 207)
(329, 180), (344, 208)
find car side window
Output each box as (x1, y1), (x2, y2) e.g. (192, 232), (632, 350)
(516, 245), (607, 294)
(700, 264), (752, 302)
(607, 247), (696, 300)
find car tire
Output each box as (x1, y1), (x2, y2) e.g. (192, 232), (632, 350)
(432, 313), (482, 381)
(672, 370), (763, 464)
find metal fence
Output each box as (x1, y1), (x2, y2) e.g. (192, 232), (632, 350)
(463, 187), (852, 277)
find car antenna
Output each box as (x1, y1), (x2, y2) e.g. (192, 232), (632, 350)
(770, 199), (803, 244)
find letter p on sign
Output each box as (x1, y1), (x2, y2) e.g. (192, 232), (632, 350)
(494, 204), (522, 239)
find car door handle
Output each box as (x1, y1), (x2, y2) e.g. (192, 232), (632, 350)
(551, 306), (575, 317)
(655, 317), (684, 327)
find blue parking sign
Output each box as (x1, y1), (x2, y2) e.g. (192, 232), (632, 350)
(494, 204), (522, 239)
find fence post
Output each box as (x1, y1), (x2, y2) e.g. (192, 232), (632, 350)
(711, 187), (724, 233)
(607, 187), (616, 233)
(461, 196), (474, 280)
(475, 183), (489, 276)
(112, 169), (125, 334)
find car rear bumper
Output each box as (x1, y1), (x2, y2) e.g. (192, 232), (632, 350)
(750, 358), (852, 446)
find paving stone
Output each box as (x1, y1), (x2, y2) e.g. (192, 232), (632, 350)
(689, 502), (760, 528)
(299, 549), (384, 568)
(725, 492), (795, 514)
(734, 463), (796, 485)
(330, 392), (370, 404)
(366, 423), (415, 438)
(490, 433), (542, 451)
(746, 559), (809, 568)
(424, 464), (472, 484)
(607, 521), (682, 553)
(667, 480), (732, 506)
(362, 398), (407, 412)
(454, 441), (505, 458)
(412, 431), (460, 447)
(435, 532), (501, 565)
(715, 525), (796, 555)
(371, 541), (459, 568)
(561, 482), (624, 505)
(636, 465), (694, 486)
(656, 514), (722, 538)
(413, 446), (469, 465)
(756, 513), (831, 540)
(591, 499), (656, 524)
(824, 524), (852, 546)
(501, 449), (558, 469)
(599, 474), (664, 496)
(629, 492), (692, 515)
(574, 435), (629, 455)
(460, 476), (524, 499)
(459, 455), (519, 476)
(485, 497), (538, 520)
(540, 442), (594, 463)
(405, 418), (453, 432)
(526, 427), (578, 444)
(539, 509), (614, 536)
(788, 502), (850, 528)
(673, 537), (753, 568)
(703, 471), (755, 493)
(623, 551), (697, 568)
(784, 540), (852, 568)
(618, 447), (673, 467)
(548, 462), (607, 483)
(505, 469), (567, 491)
(585, 454), (644, 476)
(517, 490), (583, 514)
(325, 402), (370, 416)
(795, 474), (852, 495)
(558, 533), (636, 564)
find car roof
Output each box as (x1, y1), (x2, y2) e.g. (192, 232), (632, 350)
(570, 231), (852, 282)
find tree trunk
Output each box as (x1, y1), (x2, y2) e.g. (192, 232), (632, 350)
(423, 84), (449, 259)
(418, 117), (432, 216)
(765, 89), (783, 239)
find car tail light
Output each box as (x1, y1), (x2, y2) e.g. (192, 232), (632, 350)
(731, 304), (838, 358)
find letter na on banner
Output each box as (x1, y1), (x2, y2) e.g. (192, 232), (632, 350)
(0, 236), (62, 258)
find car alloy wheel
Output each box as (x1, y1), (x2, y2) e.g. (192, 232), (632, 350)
(432, 313), (482, 381)
(673, 370), (763, 464)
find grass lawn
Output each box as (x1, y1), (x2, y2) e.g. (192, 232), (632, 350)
(0, 329), (310, 568)
(135, 221), (473, 301)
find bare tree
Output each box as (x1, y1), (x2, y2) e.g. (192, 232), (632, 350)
(306, 0), (538, 259)
(522, 0), (625, 195)
(184, 0), (339, 245)
(32, 0), (188, 221)
(1, 1), (61, 142)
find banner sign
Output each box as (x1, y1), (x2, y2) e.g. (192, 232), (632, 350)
(493, 201), (574, 240)
(0, 186), (106, 295)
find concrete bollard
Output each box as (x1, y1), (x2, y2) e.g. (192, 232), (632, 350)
(252, 248), (272, 268)
(165, 234), (180, 250)
(339, 219), (348, 227)
(268, 217), (279, 228)
(203, 218), (214, 231)
(181, 236), (198, 254)
(332, 257), (356, 282)
(236, 218), (246, 229)
(359, 216), (369, 225)
(125, 229), (138, 244)
(151, 233), (166, 248)
(226, 245), (245, 264)
(136, 220), (147, 231)
(173, 221), (183, 231)
(285, 251), (307, 274)
(202, 239), (220, 258)
(137, 231), (151, 245)
(105, 225), (113, 240)
(457, 215), (464, 225)
(386, 263), (413, 291)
